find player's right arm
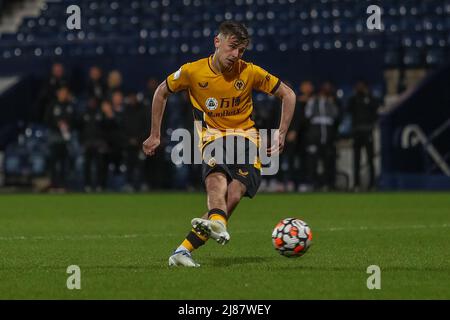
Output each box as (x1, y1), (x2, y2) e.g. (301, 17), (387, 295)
(142, 80), (171, 156)
(143, 63), (191, 156)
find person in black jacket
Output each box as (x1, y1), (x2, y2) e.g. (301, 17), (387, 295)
(123, 92), (147, 191)
(101, 97), (125, 188)
(278, 81), (301, 191)
(86, 66), (106, 101)
(295, 80), (315, 191)
(141, 79), (177, 190)
(79, 97), (108, 191)
(44, 86), (76, 190)
(37, 63), (69, 122)
(303, 83), (340, 190)
(347, 80), (380, 190)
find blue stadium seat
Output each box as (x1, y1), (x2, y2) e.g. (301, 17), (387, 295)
(384, 50), (401, 67)
(0, 0), (447, 65)
(0, 33), (16, 40)
(403, 48), (423, 67)
(425, 48), (448, 66)
(424, 33), (447, 47)
(402, 34), (425, 48)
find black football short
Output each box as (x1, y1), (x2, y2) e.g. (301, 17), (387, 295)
(201, 136), (262, 198)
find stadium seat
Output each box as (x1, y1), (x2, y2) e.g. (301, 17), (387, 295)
(0, 0), (447, 67)
(425, 48), (447, 66)
(384, 49), (401, 68)
(403, 48), (423, 67)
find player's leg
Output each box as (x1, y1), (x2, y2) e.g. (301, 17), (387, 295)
(182, 137), (260, 256)
(205, 171), (228, 212)
(191, 171), (230, 244)
(225, 179), (247, 219)
(190, 180), (245, 250)
(174, 168), (255, 266)
(198, 178), (247, 219)
(169, 171), (230, 267)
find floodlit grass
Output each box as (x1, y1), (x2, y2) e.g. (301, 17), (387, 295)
(0, 192), (449, 299)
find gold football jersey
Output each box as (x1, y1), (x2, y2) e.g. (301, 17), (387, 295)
(166, 55), (280, 149)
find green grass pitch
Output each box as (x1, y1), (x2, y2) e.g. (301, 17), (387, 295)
(0, 192), (449, 299)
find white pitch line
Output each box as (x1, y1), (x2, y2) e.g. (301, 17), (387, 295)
(0, 233), (167, 241)
(0, 224), (448, 241)
(318, 223), (450, 232)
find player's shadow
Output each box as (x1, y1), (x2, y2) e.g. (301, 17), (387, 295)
(209, 256), (272, 267)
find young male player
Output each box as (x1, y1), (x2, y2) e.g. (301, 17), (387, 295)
(142, 21), (296, 267)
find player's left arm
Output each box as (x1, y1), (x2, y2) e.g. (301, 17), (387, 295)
(269, 82), (296, 154)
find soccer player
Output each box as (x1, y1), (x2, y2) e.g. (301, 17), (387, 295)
(142, 21), (296, 267)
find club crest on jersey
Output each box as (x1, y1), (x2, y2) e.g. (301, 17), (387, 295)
(234, 79), (245, 91)
(207, 157), (216, 167)
(198, 81), (208, 89)
(205, 97), (218, 110)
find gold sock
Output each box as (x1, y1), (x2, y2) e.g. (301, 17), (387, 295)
(181, 239), (194, 252)
(209, 213), (227, 226)
(208, 208), (228, 226)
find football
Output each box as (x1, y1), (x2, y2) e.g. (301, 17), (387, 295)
(272, 218), (313, 257)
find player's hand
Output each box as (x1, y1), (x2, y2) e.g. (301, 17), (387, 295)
(267, 130), (286, 156)
(142, 135), (160, 156)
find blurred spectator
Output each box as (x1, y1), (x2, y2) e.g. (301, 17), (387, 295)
(141, 77), (159, 138)
(110, 90), (127, 167)
(106, 70), (123, 99)
(297, 81), (315, 110)
(280, 81), (300, 191)
(347, 80), (380, 190)
(36, 62), (69, 122)
(86, 66), (106, 101)
(44, 86), (76, 190)
(111, 90), (125, 114)
(303, 82), (340, 191)
(141, 79), (192, 190)
(251, 93), (281, 191)
(165, 91), (193, 189)
(101, 99), (124, 187)
(252, 94), (278, 130)
(79, 98), (108, 191)
(295, 80), (315, 191)
(142, 78), (159, 108)
(123, 92), (147, 191)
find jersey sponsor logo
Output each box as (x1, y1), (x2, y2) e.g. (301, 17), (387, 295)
(206, 108), (242, 118)
(205, 97), (218, 110)
(234, 79), (245, 91)
(173, 67), (182, 80)
(219, 96), (241, 108)
(198, 81), (208, 88)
